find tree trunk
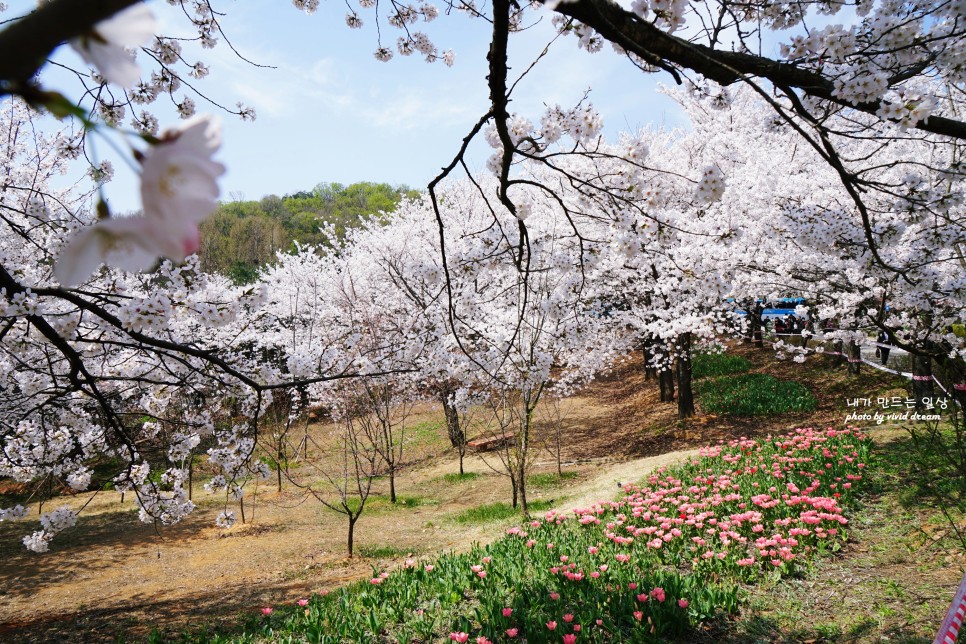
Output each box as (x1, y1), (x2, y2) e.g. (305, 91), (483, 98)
(519, 469), (528, 517)
(659, 367), (675, 402)
(555, 425), (563, 476)
(834, 340), (846, 367)
(912, 354), (935, 409)
(847, 340), (862, 375)
(440, 388), (466, 449)
(388, 465), (397, 504)
(752, 302), (764, 348)
(941, 356), (966, 417)
(676, 333), (695, 419)
(641, 338), (658, 381)
(347, 515), (356, 558)
(188, 459), (193, 502)
(510, 475), (518, 509)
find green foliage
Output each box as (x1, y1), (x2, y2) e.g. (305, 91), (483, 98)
(199, 182), (419, 281)
(691, 352), (752, 379)
(441, 472), (482, 484)
(528, 471), (579, 487)
(452, 500), (554, 524)
(695, 373), (817, 415)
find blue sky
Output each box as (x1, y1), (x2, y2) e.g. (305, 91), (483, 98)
(17, 0), (693, 212)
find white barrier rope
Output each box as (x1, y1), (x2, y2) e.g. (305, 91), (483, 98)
(761, 332), (963, 407)
(936, 571), (966, 644)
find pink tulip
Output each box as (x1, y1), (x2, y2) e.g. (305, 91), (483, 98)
(678, 598), (689, 608)
(563, 635), (578, 644)
(550, 592), (560, 600)
(547, 621), (558, 631)
(633, 611), (643, 621)
(563, 613), (574, 623)
(503, 607), (513, 617)
(261, 607), (273, 616)
(506, 628), (519, 637)
(449, 632), (469, 643)
(297, 599), (309, 607)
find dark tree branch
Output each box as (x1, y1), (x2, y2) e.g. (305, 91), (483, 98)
(0, 0), (142, 92)
(552, 0), (966, 140)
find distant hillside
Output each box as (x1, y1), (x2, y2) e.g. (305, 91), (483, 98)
(199, 181), (420, 283)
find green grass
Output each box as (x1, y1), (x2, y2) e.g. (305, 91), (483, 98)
(695, 373), (817, 415)
(440, 471), (482, 484)
(692, 351), (752, 379)
(357, 544), (415, 559)
(403, 418), (446, 449)
(527, 471), (579, 487)
(874, 423), (966, 547)
(368, 494), (439, 512)
(451, 499), (554, 524)
(331, 493), (439, 515)
(701, 428), (961, 643)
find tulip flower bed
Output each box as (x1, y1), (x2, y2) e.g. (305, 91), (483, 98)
(217, 428), (870, 643)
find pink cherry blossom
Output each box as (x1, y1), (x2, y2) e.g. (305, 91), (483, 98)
(69, 4), (156, 88)
(56, 115), (225, 286)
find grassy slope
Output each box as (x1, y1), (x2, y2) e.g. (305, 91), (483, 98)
(2, 343), (964, 643)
